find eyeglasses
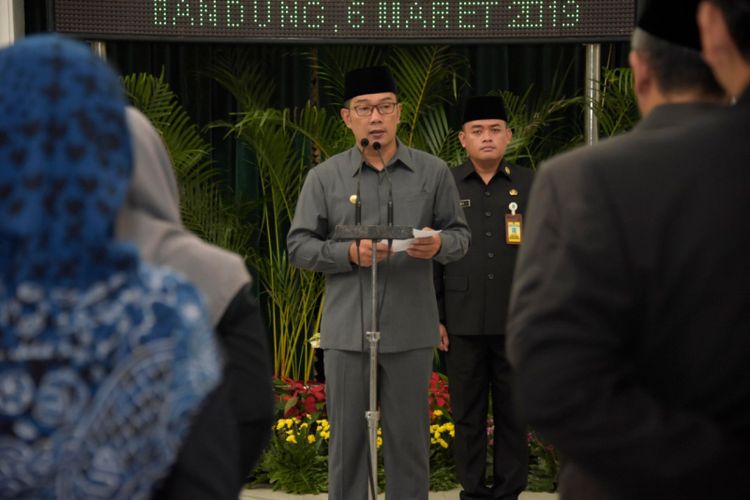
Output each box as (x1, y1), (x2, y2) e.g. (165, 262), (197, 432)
(351, 102), (398, 117)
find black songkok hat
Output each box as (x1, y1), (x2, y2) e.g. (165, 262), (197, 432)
(462, 95), (508, 125)
(344, 66), (398, 101)
(637, 0), (701, 50)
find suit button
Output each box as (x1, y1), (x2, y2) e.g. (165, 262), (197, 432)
(485, 231), (492, 237)
(484, 211), (492, 217)
(484, 191), (491, 197)
(487, 252), (494, 258)
(487, 273), (495, 280)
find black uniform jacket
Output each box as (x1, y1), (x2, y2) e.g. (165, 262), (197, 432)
(435, 159), (534, 336)
(507, 98), (750, 499)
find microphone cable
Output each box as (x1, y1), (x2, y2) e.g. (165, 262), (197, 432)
(371, 141), (394, 327)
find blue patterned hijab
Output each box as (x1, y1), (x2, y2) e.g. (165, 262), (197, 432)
(0, 35), (221, 498)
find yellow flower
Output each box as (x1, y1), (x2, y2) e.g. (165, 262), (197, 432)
(286, 435), (297, 444)
(307, 434), (316, 444)
(439, 439), (449, 449)
(300, 422), (309, 429)
(433, 409), (443, 417)
(376, 437), (383, 448)
(275, 420), (285, 430)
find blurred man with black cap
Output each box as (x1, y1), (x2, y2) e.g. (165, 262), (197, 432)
(288, 66), (470, 499)
(506, 0), (749, 498)
(434, 95), (532, 500)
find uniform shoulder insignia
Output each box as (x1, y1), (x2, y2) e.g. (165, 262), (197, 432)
(459, 199), (471, 208)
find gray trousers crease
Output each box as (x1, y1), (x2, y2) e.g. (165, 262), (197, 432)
(325, 348), (433, 500)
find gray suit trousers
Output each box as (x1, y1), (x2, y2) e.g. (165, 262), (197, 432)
(325, 348), (433, 500)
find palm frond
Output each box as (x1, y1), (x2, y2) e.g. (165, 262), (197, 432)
(123, 71), (254, 257)
(387, 46), (466, 146)
(311, 46), (383, 106)
(493, 84), (582, 169)
(203, 49), (277, 112)
(594, 67), (639, 137)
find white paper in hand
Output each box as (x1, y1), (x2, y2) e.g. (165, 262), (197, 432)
(382, 228), (441, 253)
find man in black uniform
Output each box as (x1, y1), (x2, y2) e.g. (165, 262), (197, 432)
(507, 0), (748, 498)
(435, 95), (533, 500)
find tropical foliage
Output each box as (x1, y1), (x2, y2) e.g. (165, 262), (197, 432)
(122, 71), (254, 255)
(595, 67), (639, 137)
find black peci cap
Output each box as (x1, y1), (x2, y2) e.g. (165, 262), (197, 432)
(637, 0), (701, 50)
(462, 95), (508, 125)
(343, 66), (398, 102)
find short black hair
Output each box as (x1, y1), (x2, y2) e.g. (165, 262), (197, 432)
(707, 0), (750, 62)
(631, 28), (725, 98)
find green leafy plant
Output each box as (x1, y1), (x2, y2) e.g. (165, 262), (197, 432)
(257, 415), (330, 494)
(527, 430), (560, 492)
(122, 70), (254, 255)
(595, 67), (639, 138)
(210, 52), (344, 380)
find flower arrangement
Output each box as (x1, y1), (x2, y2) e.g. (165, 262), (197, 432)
(250, 373), (558, 494)
(428, 408), (458, 491)
(257, 414), (329, 493)
(274, 377), (326, 418)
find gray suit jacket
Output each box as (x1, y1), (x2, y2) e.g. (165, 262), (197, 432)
(288, 142), (470, 352)
(508, 99), (750, 499)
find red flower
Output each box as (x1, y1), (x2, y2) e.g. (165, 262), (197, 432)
(275, 377), (327, 419)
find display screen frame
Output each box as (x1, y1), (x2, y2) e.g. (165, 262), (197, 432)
(52, 0), (635, 44)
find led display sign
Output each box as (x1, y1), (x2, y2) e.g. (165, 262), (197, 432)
(53, 0), (634, 43)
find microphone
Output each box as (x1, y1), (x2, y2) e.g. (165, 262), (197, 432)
(355, 138), (369, 225)
(372, 142), (393, 227)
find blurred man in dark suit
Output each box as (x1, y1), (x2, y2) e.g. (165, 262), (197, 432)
(506, 0), (749, 498)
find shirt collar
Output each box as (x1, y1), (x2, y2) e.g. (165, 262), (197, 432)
(348, 138), (415, 176)
(458, 158), (512, 181)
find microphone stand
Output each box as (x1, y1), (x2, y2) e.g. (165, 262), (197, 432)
(332, 140), (411, 500)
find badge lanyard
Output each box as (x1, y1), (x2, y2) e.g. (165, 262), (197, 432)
(505, 202), (522, 245)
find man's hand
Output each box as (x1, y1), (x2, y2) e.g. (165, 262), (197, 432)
(438, 322), (449, 352)
(349, 240), (392, 267)
(407, 227), (441, 259)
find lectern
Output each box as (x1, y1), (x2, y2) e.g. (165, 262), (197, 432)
(332, 223), (413, 499)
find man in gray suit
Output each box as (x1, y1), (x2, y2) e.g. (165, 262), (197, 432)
(506, 0), (749, 498)
(287, 66), (470, 500)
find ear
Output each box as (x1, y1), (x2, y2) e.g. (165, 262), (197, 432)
(458, 130), (467, 148)
(505, 127), (513, 142)
(629, 50), (652, 98)
(340, 107), (352, 129)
